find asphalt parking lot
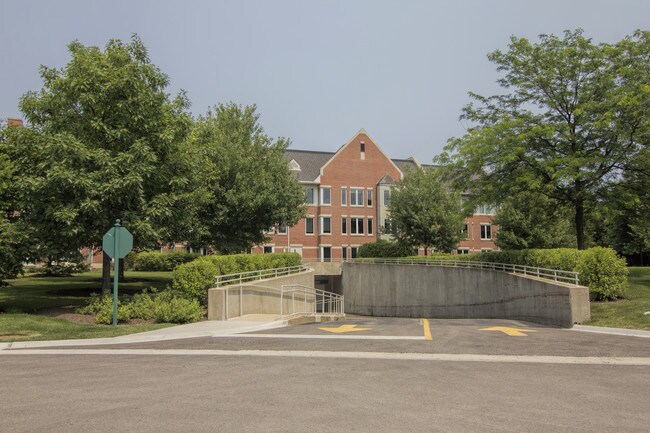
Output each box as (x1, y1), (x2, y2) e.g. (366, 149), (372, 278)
(3, 317), (649, 432)
(54, 316), (650, 358)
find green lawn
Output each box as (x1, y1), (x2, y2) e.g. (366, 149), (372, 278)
(588, 267), (650, 330)
(0, 271), (173, 312)
(0, 271), (176, 342)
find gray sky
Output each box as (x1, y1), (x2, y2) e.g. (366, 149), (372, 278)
(1, 0), (647, 162)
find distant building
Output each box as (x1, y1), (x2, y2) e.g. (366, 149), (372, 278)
(252, 129), (497, 261)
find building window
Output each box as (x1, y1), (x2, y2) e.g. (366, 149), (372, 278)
(341, 217), (347, 235)
(480, 224), (492, 240)
(350, 188), (364, 206)
(476, 204), (496, 215)
(367, 189), (373, 207)
(341, 188), (347, 206)
(360, 142), (365, 160)
(321, 187), (331, 205)
(350, 217), (364, 235)
(263, 246), (274, 254)
(277, 224), (287, 234)
(305, 217), (314, 235)
(321, 246), (332, 262)
(457, 248), (469, 255)
(305, 187), (315, 205)
(367, 218), (373, 235)
(383, 190), (390, 206)
(320, 216), (331, 235)
(342, 246), (348, 261)
(351, 247), (358, 259)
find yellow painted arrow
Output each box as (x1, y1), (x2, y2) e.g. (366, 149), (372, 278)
(480, 326), (537, 337)
(318, 324), (371, 334)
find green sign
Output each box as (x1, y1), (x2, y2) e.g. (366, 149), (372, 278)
(102, 221), (133, 259)
(102, 219), (133, 326)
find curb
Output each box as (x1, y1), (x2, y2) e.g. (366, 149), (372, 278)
(571, 325), (650, 339)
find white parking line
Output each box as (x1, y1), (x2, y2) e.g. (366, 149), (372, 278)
(214, 333), (424, 340)
(2, 348), (650, 366)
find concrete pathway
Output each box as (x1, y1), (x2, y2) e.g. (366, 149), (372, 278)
(0, 316), (287, 350)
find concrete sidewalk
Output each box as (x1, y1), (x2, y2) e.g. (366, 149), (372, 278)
(0, 317), (287, 350)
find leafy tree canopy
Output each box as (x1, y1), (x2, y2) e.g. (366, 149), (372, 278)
(183, 103), (306, 252)
(437, 29), (649, 250)
(387, 168), (466, 254)
(6, 35), (192, 264)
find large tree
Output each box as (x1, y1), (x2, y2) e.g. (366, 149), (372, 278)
(438, 30), (649, 249)
(387, 168), (466, 254)
(7, 35), (191, 288)
(182, 103), (306, 252)
(493, 191), (576, 250)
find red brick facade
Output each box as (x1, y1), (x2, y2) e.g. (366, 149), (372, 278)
(253, 130), (498, 260)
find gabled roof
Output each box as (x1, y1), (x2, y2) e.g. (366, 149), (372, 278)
(284, 149), (334, 182)
(284, 131), (439, 183)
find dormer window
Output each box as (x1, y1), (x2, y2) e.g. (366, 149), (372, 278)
(289, 159), (301, 171)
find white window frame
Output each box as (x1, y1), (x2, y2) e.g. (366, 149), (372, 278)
(350, 217), (364, 235)
(277, 223), (287, 235)
(350, 188), (364, 207)
(305, 216), (315, 235)
(480, 223), (492, 240)
(341, 187), (347, 206)
(367, 188), (373, 207)
(367, 217), (373, 235)
(320, 216), (332, 235)
(320, 186), (331, 206)
(383, 189), (390, 206)
(341, 216), (348, 235)
(305, 187), (316, 205)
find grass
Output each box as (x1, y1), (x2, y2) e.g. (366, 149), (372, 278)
(0, 271), (172, 312)
(0, 270), (176, 342)
(0, 314), (172, 342)
(587, 267), (650, 330)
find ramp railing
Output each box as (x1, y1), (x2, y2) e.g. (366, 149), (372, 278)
(350, 258), (580, 285)
(221, 283), (344, 320)
(215, 264), (311, 287)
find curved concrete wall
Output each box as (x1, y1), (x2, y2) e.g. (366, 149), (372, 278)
(342, 263), (590, 327)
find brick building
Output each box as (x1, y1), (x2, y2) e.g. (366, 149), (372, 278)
(252, 129), (497, 260)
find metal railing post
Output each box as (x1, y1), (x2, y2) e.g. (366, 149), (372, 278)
(240, 285), (243, 317)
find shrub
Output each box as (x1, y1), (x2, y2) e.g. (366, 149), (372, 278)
(575, 247), (628, 301)
(125, 251), (201, 271)
(152, 291), (204, 323)
(169, 258), (219, 305)
(170, 252), (302, 305)
(77, 289), (205, 324)
(358, 239), (415, 258)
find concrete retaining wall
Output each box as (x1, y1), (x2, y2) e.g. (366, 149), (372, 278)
(208, 270), (315, 320)
(342, 263), (590, 327)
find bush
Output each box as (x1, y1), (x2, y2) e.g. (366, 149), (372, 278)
(576, 247), (628, 301)
(77, 289), (205, 324)
(41, 261), (89, 276)
(170, 252), (302, 305)
(125, 251), (201, 271)
(358, 239), (415, 258)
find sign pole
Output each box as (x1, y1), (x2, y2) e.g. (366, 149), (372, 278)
(112, 219), (121, 327)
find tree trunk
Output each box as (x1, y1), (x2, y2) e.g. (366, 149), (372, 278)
(575, 201), (586, 250)
(102, 252), (112, 294)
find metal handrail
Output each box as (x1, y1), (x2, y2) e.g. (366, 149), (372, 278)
(215, 264), (311, 287)
(221, 283), (344, 320)
(349, 258), (580, 285)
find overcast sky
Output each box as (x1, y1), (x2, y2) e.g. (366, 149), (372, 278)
(1, 0), (647, 162)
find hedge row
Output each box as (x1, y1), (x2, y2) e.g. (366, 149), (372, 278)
(405, 247), (628, 301)
(170, 252), (302, 305)
(125, 251), (202, 271)
(358, 239), (415, 258)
